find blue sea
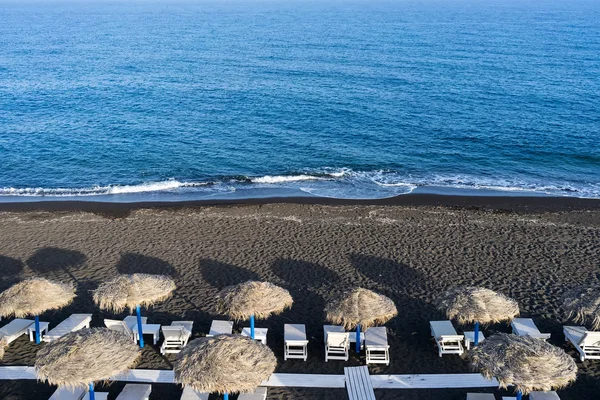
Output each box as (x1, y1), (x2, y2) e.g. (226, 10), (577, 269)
(1, 0), (599, 202)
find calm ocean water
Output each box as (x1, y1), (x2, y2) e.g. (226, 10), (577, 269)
(0, 0), (599, 201)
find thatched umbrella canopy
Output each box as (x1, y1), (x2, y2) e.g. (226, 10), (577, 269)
(216, 281), (293, 339)
(174, 334), (275, 400)
(93, 273), (176, 348)
(325, 288), (397, 353)
(469, 333), (577, 397)
(93, 273), (175, 313)
(0, 278), (75, 344)
(437, 286), (519, 345)
(36, 328), (140, 398)
(562, 285), (600, 330)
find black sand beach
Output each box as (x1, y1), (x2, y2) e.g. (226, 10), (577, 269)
(0, 196), (599, 399)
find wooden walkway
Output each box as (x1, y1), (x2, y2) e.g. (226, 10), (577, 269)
(371, 374), (499, 389)
(0, 366), (498, 391)
(0, 366), (36, 380)
(344, 366), (376, 400)
(110, 369), (176, 383)
(261, 373), (345, 388)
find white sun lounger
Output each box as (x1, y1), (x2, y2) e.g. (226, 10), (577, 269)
(563, 326), (600, 361)
(49, 387), (86, 400)
(116, 384), (152, 400)
(511, 318), (551, 340)
(0, 319), (34, 344)
(207, 320), (233, 337)
(466, 394), (495, 400)
(83, 393), (108, 400)
(124, 316), (148, 340)
(241, 327), (268, 345)
(238, 387), (267, 400)
(324, 325), (349, 362)
(49, 388), (107, 400)
(180, 387), (209, 400)
(105, 317), (148, 341)
(529, 391), (561, 400)
(284, 324), (308, 361)
(104, 319), (129, 334)
(44, 314), (92, 342)
(365, 326), (390, 365)
(160, 321), (193, 354)
(430, 320), (464, 357)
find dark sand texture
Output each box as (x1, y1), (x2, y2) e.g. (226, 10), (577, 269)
(0, 203), (599, 399)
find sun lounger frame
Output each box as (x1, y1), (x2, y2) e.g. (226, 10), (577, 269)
(0, 319), (34, 344)
(365, 327), (390, 365)
(529, 391), (561, 400)
(180, 387), (209, 400)
(511, 318), (551, 340)
(466, 394), (495, 400)
(43, 314), (92, 342)
(237, 387), (267, 400)
(324, 325), (349, 362)
(115, 383), (152, 400)
(430, 321), (464, 357)
(49, 386), (86, 400)
(207, 320), (233, 337)
(563, 326), (600, 361)
(284, 324), (308, 361)
(160, 321), (193, 354)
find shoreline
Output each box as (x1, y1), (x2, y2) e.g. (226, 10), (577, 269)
(0, 193), (600, 218)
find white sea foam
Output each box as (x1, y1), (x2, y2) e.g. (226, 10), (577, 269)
(251, 174), (324, 184)
(106, 180), (203, 194)
(0, 180), (209, 197)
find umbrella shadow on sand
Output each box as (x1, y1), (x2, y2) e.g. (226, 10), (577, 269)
(268, 259), (344, 364)
(116, 252), (178, 277)
(198, 259), (260, 290)
(27, 247), (86, 283)
(0, 255), (24, 286)
(350, 253), (425, 292)
(270, 258), (341, 290)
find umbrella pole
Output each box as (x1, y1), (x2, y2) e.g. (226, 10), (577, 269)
(516, 390), (522, 400)
(474, 321), (480, 346)
(250, 314), (255, 340)
(89, 383), (95, 400)
(35, 315), (41, 344)
(224, 392), (229, 400)
(356, 324), (361, 354)
(136, 305), (144, 348)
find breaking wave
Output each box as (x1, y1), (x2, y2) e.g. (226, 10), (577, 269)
(0, 169), (598, 199)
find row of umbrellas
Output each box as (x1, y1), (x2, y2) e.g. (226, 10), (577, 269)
(0, 275), (599, 399)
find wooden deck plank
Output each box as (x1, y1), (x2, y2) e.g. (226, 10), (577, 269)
(356, 368), (368, 400)
(110, 369), (175, 384)
(345, 368), (359, 400)
(371, 374), (499, 389)
(0, 366), (34, 380)
(345, 366), (375, 400)
(262, 373), (345, 388)
(359, 367), (376, 400)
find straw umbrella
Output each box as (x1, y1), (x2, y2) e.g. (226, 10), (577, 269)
(0, 278), (75, 344)
(36, 328), (140, 400)
(562, 285), (600, 330)
(325, 288), (398, 353)
(216, 281), (293, 340)
(437, 286), (519, 346)
(174, 334), (276, 400)
(469, 333), (577, 400)
(93, 273), (176, 348)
